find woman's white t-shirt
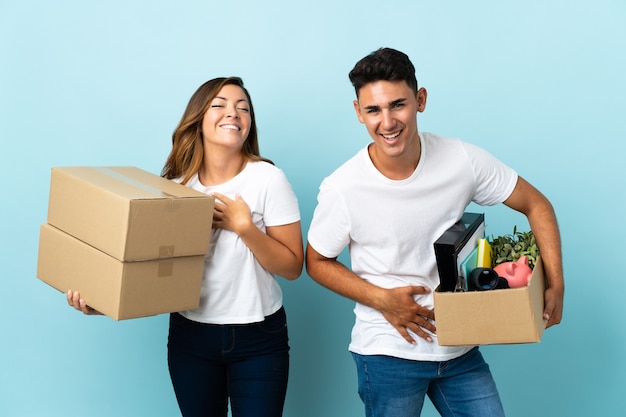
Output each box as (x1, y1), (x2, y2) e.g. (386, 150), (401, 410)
(178, 161), (300, 325)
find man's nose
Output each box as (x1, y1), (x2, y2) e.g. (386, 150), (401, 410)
(380, 110), (395, 130)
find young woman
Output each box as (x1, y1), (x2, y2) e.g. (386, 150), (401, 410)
(68, 77), (304, 417)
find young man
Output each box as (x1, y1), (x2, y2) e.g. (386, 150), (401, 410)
(306, 48), (564, 417)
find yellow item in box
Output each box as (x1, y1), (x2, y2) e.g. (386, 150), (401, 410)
(476, 238), (492, 268)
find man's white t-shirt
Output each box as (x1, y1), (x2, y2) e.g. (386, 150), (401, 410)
(179, 161), (300, 325)
(308, 132), (518, 361)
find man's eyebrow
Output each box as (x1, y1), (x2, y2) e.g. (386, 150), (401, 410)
(363, 104), (381, 111)
(389, 98), (407, 106)
(362, 98), (407, 111)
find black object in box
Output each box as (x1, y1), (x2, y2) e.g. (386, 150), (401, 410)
(434, 213), (485, 292)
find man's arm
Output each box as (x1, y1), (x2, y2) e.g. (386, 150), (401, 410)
(305, 243), (436, 343)
(503, 176), (564, 328)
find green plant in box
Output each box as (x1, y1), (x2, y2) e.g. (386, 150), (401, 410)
(488, 226), (539, 270)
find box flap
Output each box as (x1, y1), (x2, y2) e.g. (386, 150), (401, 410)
(46, 166), (214, 261)
(52, 166), (207, 200)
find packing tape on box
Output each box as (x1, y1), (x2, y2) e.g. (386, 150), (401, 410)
(158, 260), (174, 277)
(95, 167), (178, 199)
(159, 245), (175, 258)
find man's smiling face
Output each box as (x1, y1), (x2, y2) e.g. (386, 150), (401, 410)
(353, 80), (427, 162)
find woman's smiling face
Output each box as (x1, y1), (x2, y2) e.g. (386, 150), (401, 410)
(201, 83), (252, 150)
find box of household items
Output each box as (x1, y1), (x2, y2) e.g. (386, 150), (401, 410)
(37, 166), (214, 320)
(433, 213), (546, 346)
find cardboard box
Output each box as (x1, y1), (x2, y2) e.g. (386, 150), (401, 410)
(37, 166), (214, 320)
(46, 166), (214, 261)
(434, 257), (546, 346)
(37, 223), (205, 320)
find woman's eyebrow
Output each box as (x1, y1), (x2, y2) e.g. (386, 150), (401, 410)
(213, 96), (248, 104)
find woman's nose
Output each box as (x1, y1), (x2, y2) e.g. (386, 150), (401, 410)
(226, 105), (240, 118)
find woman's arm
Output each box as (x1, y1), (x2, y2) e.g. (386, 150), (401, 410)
(212, 192), (304, 280)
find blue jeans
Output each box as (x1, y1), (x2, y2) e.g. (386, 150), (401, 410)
(352, 347), (505, 417)
(167, 308), (290, 417)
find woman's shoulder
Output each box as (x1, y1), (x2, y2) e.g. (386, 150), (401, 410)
(247, 158), (276, 168)
(246, 159), (284, 176)
(244, 160), (293, 186)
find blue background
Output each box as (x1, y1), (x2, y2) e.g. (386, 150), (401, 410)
(2, 1), (624, 416)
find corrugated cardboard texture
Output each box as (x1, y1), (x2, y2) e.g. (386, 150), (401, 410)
(434, 257), (546, 346)
(47, 166), (214, 261)
(37, 224), (204, 320)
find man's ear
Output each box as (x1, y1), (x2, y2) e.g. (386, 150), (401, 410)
(353, 99), (365, 123)
(417, 87), (428, 113)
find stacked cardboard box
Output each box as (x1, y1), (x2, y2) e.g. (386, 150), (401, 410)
(37, 166), (214, 320)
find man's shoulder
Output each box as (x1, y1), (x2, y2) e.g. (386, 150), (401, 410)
(421, 132), (474, 161)
(421, 131), (461, 145)
(323, 146), (369, 183)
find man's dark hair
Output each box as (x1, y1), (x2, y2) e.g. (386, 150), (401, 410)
(349, 47), (418, 97)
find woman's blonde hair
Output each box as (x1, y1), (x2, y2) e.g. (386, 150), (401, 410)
(161, 77), (271, 184)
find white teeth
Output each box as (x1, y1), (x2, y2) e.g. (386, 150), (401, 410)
(221, 124), (239, 131)
(382, 131), (401, 140)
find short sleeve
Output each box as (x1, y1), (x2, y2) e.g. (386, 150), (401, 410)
(263, 168), (301, 227)
(463, 142), (519, 206)
(307, 180), (351, 259)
